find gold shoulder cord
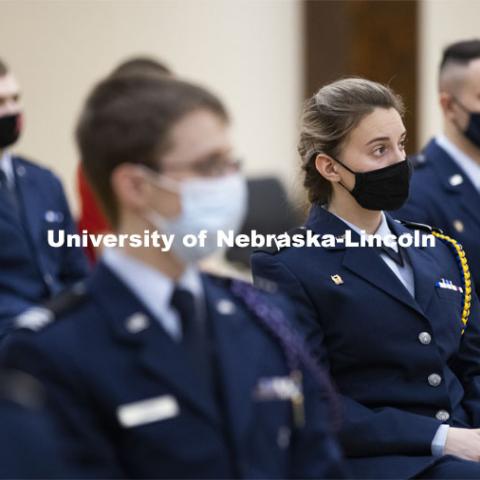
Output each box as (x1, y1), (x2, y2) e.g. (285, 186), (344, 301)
(432, 231), (472, 334)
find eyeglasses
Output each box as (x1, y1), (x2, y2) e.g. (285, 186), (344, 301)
(164, 156), (243, 178)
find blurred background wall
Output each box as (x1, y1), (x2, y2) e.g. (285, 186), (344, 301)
(0, 0), (303, 211)
(0, 0), (479, 212)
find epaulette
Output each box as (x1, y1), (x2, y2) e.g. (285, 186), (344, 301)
(15, 282), (88, 332)
(409, 152), (428, 168)
(253, 226), (307, 255)
(395, 219), (443, 235)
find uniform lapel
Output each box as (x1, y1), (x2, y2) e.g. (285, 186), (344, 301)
(12, 157), (43, 242)
(89, 262), (220, 427)
(307, 205), (424, 315)
(341, 244), (423, 315)
(0, 157), (26, 232)
(389, 218), (440, 315)
(203, 275), (265, 453)
(0, 188), (19, 225)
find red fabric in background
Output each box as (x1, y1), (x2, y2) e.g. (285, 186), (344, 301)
(77, 164), (110, 264)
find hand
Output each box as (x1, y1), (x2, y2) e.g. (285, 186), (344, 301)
(444, 427), (480, 461)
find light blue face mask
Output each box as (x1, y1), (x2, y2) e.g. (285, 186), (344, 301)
(145, 172), (247, 264)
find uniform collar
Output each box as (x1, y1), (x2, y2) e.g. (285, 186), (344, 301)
(435, 134), (480, 191)
(329, 209), (388, 236)
(101, 248), (203, 331)
(328, 210), (399, 252)
(306, 203), (352, 238)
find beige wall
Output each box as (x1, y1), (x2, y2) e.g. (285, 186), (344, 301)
(418, 0), (480, 147)
(0, 0), (303, 213)
(5, 0), (479, 213)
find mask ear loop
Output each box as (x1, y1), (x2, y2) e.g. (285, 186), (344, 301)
(329, 156), (357, 194)
(309, 151), (357, 196)
(451, 95), (469, 112)
(134, 164), (183, 231)
(135, 164), (181, 194)
(449, 95), (471, 135)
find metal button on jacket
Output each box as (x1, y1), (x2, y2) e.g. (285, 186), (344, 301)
(418, 332), (432, 345)
(435, 410), (450, 422)
(428, 373), (442, 387)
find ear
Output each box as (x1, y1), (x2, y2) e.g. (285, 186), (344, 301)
(315, 154), (341, 183)
(439, 91), (457, 120)
(111, 163), (150, 212)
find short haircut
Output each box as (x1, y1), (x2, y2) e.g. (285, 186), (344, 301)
(439, 39), (480, 92)
(0, 58), (9, 76)
(110, 56), (171, 78)
(76, 74), (228, 227)
(440, 39), (480, 71)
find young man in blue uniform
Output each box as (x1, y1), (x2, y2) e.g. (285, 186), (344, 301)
(1, 73), (345, 478)
(0, 58), (88, 328)
(395, 39), (480, 298)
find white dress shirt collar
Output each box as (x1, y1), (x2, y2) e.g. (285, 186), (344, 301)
(102, 248), (203, 340)
(0, 150), (15, 187)
(331, 210), (396, 250)
(436, 134), (480, 191)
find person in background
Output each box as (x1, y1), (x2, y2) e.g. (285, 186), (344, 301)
(109, 56), (172, 77)
(0, 58), (88, 330)
(252, 77), (480, 479)
(2, 72), (346, 478)
(395, 39), (480, 299)
(77, 56), (172, 263)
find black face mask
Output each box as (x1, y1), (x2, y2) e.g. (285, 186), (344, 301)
(0, 113), (22, 149)
(334, 157), (412, 211)
(453, 98), (480, 149)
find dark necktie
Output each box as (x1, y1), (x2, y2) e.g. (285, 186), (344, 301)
(0, 168), (20, 213)
(170, 287), (213, 393)
(379, 244), (404, 267)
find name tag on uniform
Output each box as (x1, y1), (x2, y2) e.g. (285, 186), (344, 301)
(117, 395), (179, 428)
(435, 278), (463, 293)
(253, 376), (301, 401)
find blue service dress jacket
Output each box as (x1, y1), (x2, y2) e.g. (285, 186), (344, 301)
(394, 139), (480, 298)
(0, 368), (78, 479)
(251, 204), (480, 479)
(1, 261), (346, 479)
(0, 156), (89, 326)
